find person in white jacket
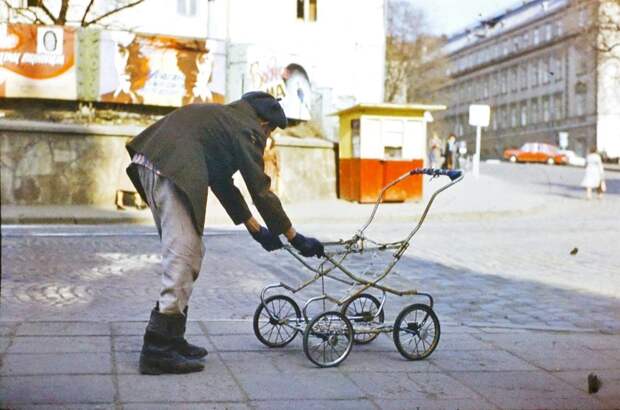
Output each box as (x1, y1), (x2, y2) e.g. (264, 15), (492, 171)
(580, 147), (606, 199)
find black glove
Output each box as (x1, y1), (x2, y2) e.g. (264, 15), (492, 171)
(290, 233), (324, 258)
(250, 226), (283, 252)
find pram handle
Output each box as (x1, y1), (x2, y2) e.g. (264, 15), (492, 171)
(409, 168), (462, 181)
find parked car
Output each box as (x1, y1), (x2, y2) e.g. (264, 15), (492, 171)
(503, 142), (568, 165)
(559, 150), (586, 167)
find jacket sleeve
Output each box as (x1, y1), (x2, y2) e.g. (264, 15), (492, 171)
(234, 130), (292, 235)
(210, 178), (252, 225)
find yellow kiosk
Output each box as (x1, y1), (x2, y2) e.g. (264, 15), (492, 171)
(333, 103), (446, 203)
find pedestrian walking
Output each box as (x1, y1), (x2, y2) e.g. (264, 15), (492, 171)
(580, 146), (606, 200)
(125, 91), (324, 375)
(443, 134), (457, 170)
(429, 134), (443, 169)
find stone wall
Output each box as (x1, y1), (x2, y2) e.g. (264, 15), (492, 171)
(0, 121), (337, 206)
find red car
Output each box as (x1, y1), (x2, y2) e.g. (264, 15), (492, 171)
(503, 142), (568, 165)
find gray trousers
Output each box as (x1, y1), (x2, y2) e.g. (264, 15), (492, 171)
(136, 165), (205, 315)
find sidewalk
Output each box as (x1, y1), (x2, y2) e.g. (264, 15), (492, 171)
(1, 172), (548, 226)
(1, 319), (618, 409)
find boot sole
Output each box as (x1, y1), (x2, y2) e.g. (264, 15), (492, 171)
(139, 357), (205, 375)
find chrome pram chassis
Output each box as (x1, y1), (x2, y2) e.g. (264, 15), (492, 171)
(253, 168), (464, 367)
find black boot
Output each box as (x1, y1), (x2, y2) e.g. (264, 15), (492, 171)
(139, 306), (205, 375)
(176, 306), (208, 359)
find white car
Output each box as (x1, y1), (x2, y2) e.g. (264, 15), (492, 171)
(559, 150), (586, 167)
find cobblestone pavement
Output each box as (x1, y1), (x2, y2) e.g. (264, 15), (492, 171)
(2, 199), (619, 332)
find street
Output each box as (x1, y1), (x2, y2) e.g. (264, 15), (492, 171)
(2, 162), (620, 409)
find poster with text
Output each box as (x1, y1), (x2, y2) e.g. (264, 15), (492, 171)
(0, 24), (77, 99)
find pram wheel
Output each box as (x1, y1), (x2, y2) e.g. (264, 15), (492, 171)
(303, 311), (354, 368)
(393, 304), (440, 360)
(341, 293), (384, 344)
(253, 295), (302, 348)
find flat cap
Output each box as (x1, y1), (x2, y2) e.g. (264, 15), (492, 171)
(241, 91), (288, 129)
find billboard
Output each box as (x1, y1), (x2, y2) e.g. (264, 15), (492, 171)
(98, 32), (224, 106)
(0, 24), (77, 99)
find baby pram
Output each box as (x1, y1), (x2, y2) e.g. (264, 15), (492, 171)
(253, 167), (464, 367)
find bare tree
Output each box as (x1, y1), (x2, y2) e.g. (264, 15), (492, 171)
(2, 0), (145, 27)
(384, 0), (450, 103)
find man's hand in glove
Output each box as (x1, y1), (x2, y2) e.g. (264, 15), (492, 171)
(250, 226), (283, 252)
(290, 233), (324, 258)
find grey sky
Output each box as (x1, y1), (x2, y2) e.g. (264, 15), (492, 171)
(414, 0), (520, 37)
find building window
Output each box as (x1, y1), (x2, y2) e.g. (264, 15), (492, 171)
(177, 0), (197, 16)
(531, 61), (539, 87)
(521, 103), (528, 126)
(534, 28), (540, 45)
(297, 0), (317, 21)
(511, 68), (518, 92)
(520, 65), (528, 89)
(556, 20), (563, 37)
(531, 99), (539, 123)
(522, 33), (529, 47)
(543, 97), (550, 122)
(554, 93), (563, 119)
(542, 59), (549, 83)
(556, 53), (563, 81)
(576, 92), (586, 116)
(545, 23), (553, 41)
(483, 76), (489, 98)
(511, 104), (518, 128)
(501, 70), (508, 94)
(309, 0), (317, 21)
(297, 0), (304, 19)
(579, 9), (587, 27)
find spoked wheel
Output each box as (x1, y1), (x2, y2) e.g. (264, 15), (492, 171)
(253, 295), (301, 348)
(303, 311), (354, 368)
(341, 293), (385, 344)
(393, 304), (440, 360)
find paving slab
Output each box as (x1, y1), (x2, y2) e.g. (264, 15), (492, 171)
(235, 371), (364, 400)
(1, 352), (112, 375)
(0, 375), (115, 405)
(15, 321), (111, 336)
(347, 371), (480, 401)
(553, 369), (620, 406)
(0, 337), (11, 353)
(117, 371), (245, 403)
(7, 336), (111, 354)
(448, 371), (605, 410)
(431, 349), (538, 372)
(122, 404), (251, 410)
(250, 399), (377, 410)
(375, 398), (499, 410)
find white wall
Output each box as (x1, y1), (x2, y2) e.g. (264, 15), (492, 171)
(223, 0), (386, 138)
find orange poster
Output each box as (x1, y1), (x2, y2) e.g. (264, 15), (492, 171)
(0, 24), (77, 99)
(98, 31), (224, 106)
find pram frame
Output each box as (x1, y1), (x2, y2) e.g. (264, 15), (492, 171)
(260, 168), (464, 323)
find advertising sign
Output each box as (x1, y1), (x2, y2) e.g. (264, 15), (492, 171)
(98, 31), (224, 106)
(0, 24), (77, 99)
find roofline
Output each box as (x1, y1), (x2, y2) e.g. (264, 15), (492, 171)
(447, 0), (548, 42)
(330, 103), (447, 117)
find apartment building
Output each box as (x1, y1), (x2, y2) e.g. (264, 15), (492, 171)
(434, 0), (620, 159)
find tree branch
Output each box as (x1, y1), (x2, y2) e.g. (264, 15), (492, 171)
(38, 1), (59, 24)
(80, 0), (95, 26)
(83, 0), (145, 27)
(57, 0), (70, 25)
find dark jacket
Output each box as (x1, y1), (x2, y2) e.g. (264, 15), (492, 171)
(126, 100), (292, 236)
